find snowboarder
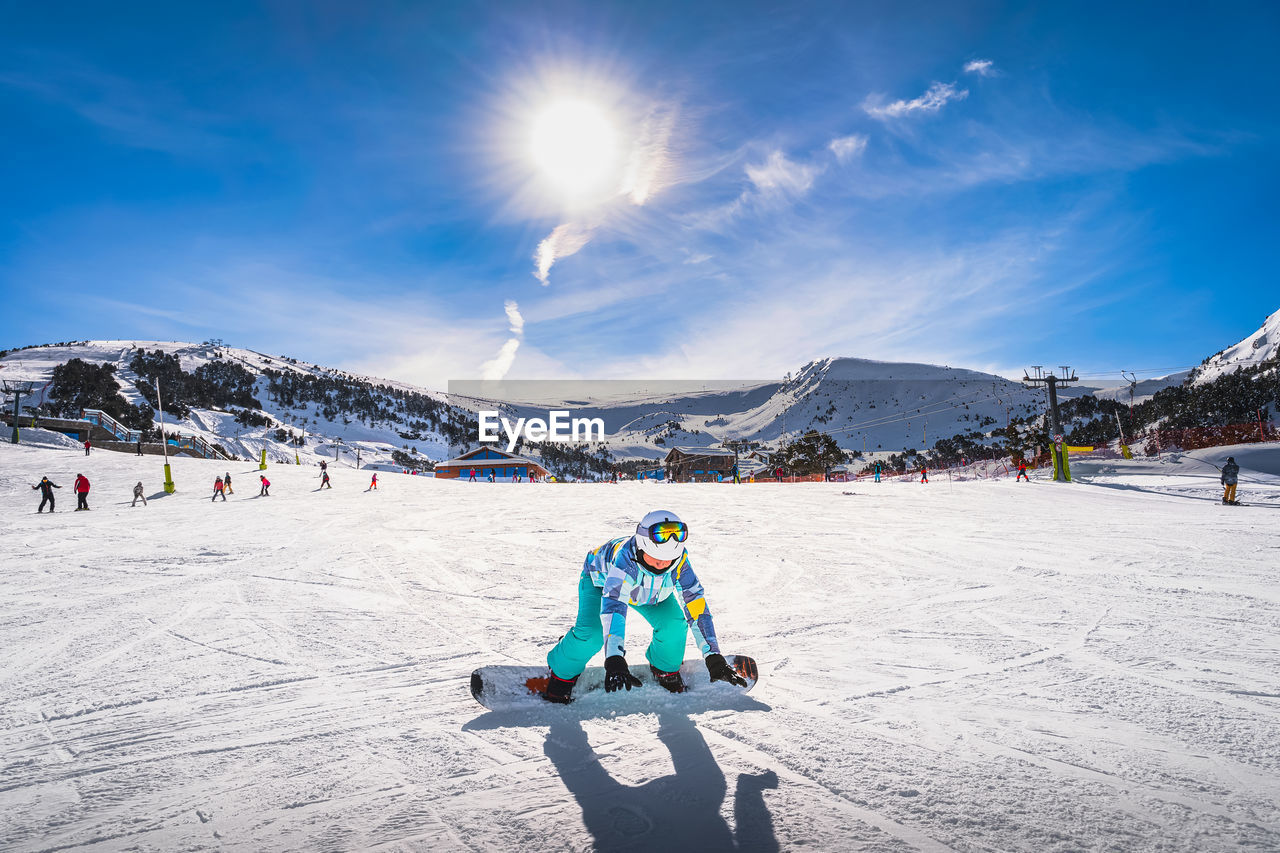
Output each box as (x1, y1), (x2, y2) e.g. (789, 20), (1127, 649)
(259, 475), (271, 496)
(920, 466), (928, 484)
(1016, 461), (1029, 482)
(73, 473), (91, 510)
(83, 440), (91, 456)
(223, 472), (233, 495)
(468, 467), (477, 482)
(541, 509), (748, 704)
(32, 477), (61, 513)
(320, 471), (332, 489)
(212, 477), (226, 501)
(1221, 456), (1240, 505)
(368, 473), (378, 490)
(132, 482), (146, 507)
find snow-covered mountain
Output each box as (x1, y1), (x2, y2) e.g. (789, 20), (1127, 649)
(536, 357), (1047, 461)
(0, 341), (469, 471)
(0, 343), (1051, 467)
(3, 311), (1274, 473)
(1192, 307), (1280, 384)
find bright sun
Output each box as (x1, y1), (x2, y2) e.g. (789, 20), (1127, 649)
(530, 99), (619, 199)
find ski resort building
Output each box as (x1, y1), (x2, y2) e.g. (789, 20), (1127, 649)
(433, 446), (550, 480)
(663, 446), (737, 482)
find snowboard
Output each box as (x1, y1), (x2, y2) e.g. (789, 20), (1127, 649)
(470, 655), (758, 711)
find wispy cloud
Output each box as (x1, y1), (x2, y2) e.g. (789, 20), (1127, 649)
(963, 59), (997, 77)
(479, 299), (527, 381)
(619, 103), (677, 205)
(480, 338), (521, 381)
(746, 150), (821, 195)
(828, 134), (869, 162)
(864, 81), (969, 120)
(504, 299), (524, 334)
(534, 222), (596, 285)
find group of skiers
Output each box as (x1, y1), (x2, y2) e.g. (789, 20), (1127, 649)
(29, 468), (378, 510)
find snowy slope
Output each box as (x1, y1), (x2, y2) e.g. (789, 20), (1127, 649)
(2, 439), (1279, 851)
(1192, 308), (1280, 384)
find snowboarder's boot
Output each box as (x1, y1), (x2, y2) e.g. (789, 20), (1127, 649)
(650, 666), (686, 694)
(541, 673), (578, 704)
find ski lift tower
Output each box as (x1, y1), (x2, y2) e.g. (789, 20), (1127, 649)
(1022, 365), (1078, 482)
(2, 376), (37, 444)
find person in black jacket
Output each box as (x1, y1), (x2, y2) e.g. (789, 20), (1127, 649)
(1221, 456), (1241, 505)
(32, 477), (61, 513)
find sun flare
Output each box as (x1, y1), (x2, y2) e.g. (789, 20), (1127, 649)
(530, 99), (619, 199)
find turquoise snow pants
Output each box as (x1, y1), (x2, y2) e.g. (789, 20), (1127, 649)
(547, 574), (689, 679)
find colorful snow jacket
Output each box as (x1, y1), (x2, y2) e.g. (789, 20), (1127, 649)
(74, 475), (90, 493)
(33, 478), (61, 497)
(581, 536), (721, 660)
(1221, 460), (1240, 485)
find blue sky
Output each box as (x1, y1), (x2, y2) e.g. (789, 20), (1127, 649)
(2, 1), (1277, 388)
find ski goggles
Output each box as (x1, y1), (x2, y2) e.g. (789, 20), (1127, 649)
(640, 520), (689, 544)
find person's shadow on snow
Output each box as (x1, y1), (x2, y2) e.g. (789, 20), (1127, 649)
(544, 712), (779, 852)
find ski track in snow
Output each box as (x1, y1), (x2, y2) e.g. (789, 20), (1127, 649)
(1, 442), (1279, 851)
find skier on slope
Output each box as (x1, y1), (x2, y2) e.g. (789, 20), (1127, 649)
(223, 472), (234, 495)
(32, 476), (61, 513)
(132, 482), (147, 507)
(1221, 456), (1241, 505)
(259, 475), (271, 496)
(541, 509), (749, 704)
(468, 467), (477, 482)
(212, 476), (227, 502)
(1016, 461), (1029, 482)
(83, 440), (91, 456)
(920, 466), (928, 484)
(874, 461), (882, 483)
(368, 473), (378, 490)
(320, 470), (332, 489)
(74, 473), (91, 510)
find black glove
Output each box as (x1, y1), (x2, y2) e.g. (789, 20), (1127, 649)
(604, 655), (643, 692)
(706, 653), (748, 688)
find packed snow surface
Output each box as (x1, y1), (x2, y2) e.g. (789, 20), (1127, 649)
(2, 440), (1279, 852)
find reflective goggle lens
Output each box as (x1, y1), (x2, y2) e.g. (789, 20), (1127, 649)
(648, 521), (688, 544)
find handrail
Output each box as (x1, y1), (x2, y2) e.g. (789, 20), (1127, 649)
(80, 408), (227, 460)
(81, 408), (141, 442)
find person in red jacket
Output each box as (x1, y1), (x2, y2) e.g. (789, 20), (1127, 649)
(1016, 461), (1029, 482)
(920, 466), (928, 484)
(212, 476), (227, 502)
(83, 440), (91, 456)
(368, 473), (378, 491)
(74, 473), (91, 510)
(259, 475), (271, 496)
(468, 468), (476, 482)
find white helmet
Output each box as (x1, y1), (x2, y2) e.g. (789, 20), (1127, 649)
(634, 509), (688, 563)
